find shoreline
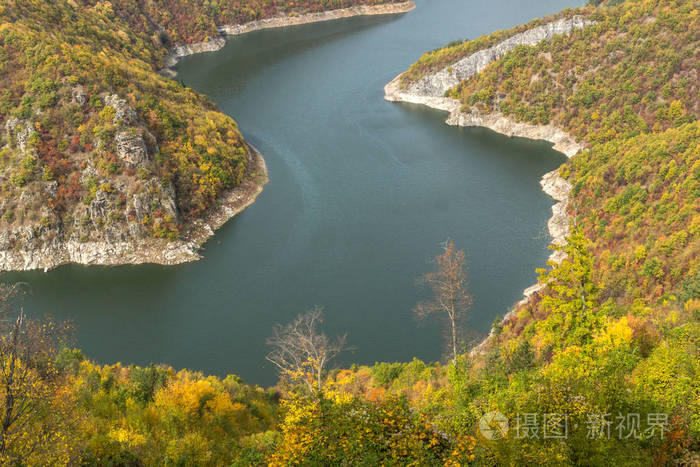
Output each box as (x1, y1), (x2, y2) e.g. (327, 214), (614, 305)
(183, 143), (269, 247)
(384, 74), (579, 259)
(162, 1), (416, 75)
(387, 76), (577, 354)
(0, 144), (268, 272)
(1, 1), (413, 272)
(383, 19), (589, 352)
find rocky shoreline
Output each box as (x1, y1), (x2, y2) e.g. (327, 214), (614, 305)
(395, 16), (592, 100)
(385, 78), (580, 260)
(0, 2), (417, 272)
(162, 1), (416, 75)
(0, 144), (268, 272)
(384, 18), (591, 351)
(384, 83), (583, 159)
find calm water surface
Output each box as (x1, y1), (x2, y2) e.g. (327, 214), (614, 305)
(11, 0), (580, 385)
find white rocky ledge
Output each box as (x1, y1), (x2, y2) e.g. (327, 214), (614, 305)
(0, 145), (268, 272)
(404, 16), (592, 98)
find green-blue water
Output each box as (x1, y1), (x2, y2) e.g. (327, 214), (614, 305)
(11, 0), (579, 386)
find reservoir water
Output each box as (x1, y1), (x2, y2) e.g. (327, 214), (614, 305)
(11, 0), (579, 386)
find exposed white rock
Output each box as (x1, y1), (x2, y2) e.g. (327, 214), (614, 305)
(384, 15), (592, 158)
(541, 169), (572, 248)
(448, 111), (582, 158)
(0, 144), (268, 272)
(0, 238), (200, 271)
(385, 84), (582, 157)
(405, 16), (592, 98)
(71, 85), (87, 106)
(88, 189), (111, 223)
(516, 282), (545, 308)
(4, 117), (21, 135)
(220, 1), (415, 35)
(4, 118), (36, 153)
(163, 37), (227, 70)
(105, 94), (138, 125)
(79, 162), (98, 185)
(16, 123), (35, 153)
(115, 131), (149, 167)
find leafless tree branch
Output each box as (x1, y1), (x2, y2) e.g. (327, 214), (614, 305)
(266, 307), (348, 393)
(414, 240), (472, 362)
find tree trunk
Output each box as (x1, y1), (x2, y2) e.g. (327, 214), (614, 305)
(451, 315), (457, 362)
(316, 356), (324, 392)
(0, 315), (21, 455)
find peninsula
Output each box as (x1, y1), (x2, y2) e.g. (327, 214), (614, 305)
(0, 0), (413, 271)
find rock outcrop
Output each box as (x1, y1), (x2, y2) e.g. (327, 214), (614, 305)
(4, 118), (36, 154)
(401, 17), (592, 99)
(0, 87), (267, 272)
(220, 1), (416, 35)
(448, 110), (582, 158)
(162, 37), (227, 70)
(71, 85), (87, 106)
(105, 94), (138, 125)
(384, 16), (592, 158)
(541, 169), (572, 254)
(115, 131), (149, 167)
(0, 144), (268, 271)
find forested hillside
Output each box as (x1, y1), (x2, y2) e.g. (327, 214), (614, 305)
(0, 0), (400, 268)
(0, 0), (253, 261)
(88, 0), (401, 45)
(359, 0), (700, 464)
(0, 0), (404, 269)
(447, 0), (698, 143)
(1, 0), (699, 465)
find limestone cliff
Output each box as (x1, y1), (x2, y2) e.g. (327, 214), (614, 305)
(0, 142), (267, 271)
(400, 17), (592, 99)
(384, 16), (591, 158)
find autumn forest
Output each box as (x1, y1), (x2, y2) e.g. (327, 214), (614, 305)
(1, 0), (699, 465)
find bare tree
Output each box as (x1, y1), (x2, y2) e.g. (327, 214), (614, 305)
(266, 307), (347, 392)
(415, 240), (472, 362)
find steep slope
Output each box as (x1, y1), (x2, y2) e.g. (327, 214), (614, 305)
(0, 1), (264, 269)
(2, 0), (698, 465)
(0, 0), (411, 270)
(354, 0), (700, 464)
